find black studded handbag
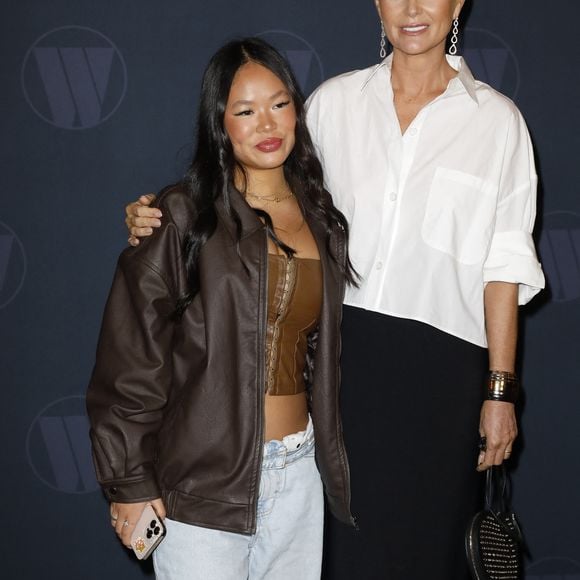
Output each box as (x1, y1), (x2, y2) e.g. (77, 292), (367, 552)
(465, 465), (524, 579)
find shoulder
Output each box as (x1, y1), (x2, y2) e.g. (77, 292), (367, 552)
(316, 66), (374, 94)
(154, 183), (196, 237)
(308, 65), (377, 109)
(120, 183), (193, 277)
(473, 79), (526, 125)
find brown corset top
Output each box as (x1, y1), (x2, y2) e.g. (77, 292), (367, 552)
(265, 254), (322, 396)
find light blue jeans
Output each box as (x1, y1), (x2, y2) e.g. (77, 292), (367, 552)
(153, 419), (324, 579)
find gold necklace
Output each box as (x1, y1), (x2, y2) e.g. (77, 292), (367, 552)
(245, 190), (294, 204)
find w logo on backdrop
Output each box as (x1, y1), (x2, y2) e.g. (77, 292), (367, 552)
(22, 26), (127, 129)
(0, 221), (27, 309)
(26, 396), (98, 493)
(462, 28), (520, 99)
(257, 30), (324, 96)
(539, 212), (580, 303)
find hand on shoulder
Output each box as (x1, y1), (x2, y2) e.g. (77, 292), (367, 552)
(126, 193), (161, 246)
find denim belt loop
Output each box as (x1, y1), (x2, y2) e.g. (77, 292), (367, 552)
(262, 428), (315, 471)
(262, 442), (288, 469)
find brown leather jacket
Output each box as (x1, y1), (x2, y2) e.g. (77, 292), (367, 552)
(86, 186), (354, 534)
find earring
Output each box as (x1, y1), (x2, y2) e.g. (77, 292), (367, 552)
(449, 17), (459, 55)
(379, 22), (387, 59)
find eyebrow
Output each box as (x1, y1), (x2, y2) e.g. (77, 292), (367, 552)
(230, 90), (290, 107)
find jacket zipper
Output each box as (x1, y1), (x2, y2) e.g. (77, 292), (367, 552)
(335, 224), (358, 529)
(250, 232), (268, 534)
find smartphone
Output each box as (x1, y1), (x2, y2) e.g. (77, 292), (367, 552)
(130, 504), (166, 560)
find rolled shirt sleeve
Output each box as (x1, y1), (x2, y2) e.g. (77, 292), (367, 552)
(483, 109), (545, 304)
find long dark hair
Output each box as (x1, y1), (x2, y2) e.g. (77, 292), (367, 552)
(176, 37), (357, 316)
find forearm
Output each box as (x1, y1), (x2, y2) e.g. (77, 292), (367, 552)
(477, 282), (519, 470)
(484, 281), (518, 372)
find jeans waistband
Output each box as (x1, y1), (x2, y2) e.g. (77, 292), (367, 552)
(262, 417), (314, 469)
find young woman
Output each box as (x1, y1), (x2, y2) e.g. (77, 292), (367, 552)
(124, 1), (545, 577)
(87, 38), (357, 580)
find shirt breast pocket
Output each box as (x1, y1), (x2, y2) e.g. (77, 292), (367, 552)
(421, 167), (497, 265)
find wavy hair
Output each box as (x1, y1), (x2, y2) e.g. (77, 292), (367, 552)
(176, 37), (357, 316)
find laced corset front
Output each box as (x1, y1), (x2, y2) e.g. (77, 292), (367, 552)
(265, 254), (322, 395)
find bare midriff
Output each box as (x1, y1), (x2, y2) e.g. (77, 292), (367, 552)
(263, 254), (322, 441)
(264, 393), (309, 441)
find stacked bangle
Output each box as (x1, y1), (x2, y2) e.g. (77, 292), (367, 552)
(487, 370), (520, 403)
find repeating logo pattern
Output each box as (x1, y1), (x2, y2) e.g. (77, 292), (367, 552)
(526, 556), (580, 579)
(21, 25), (127, 129)
(26, 395), (98, 494)
(257, 30), (324, 96)
(539, 212), (580, 303)
(462, 28), (521, 99)
(0, 220), (27, 309)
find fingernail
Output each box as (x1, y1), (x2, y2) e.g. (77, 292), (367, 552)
(153, 219), (161, 227)
(156, 210), (163, 217)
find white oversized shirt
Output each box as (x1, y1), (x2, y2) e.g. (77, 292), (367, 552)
(306, 55), (545, 347)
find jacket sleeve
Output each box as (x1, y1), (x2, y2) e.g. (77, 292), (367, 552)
(86, 248), (177, 503)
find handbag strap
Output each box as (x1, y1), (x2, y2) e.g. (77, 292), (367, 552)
(484, 464), (508, 513)
(484, 465), (524, 545)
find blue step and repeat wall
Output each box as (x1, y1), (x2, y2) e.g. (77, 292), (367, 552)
(3, 1), (579, 578)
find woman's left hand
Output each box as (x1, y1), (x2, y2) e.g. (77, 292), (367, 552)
(110, 498), (166, 548)
(477, 400), (518, 471)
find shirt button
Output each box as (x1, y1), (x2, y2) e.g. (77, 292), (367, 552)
(409, 128), (418, 136)
(109, 487), (118, 495)
(376, 261), (383, 270)
(389, 192), (398, 201)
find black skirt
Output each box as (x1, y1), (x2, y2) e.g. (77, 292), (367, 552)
(322, 306), (487, 580)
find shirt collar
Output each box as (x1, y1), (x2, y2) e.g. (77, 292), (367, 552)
(361, 53), (479, 106)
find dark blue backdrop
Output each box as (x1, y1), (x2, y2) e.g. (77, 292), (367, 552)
(2, 1), (579, 578)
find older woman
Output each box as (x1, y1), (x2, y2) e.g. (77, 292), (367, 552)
(124, 1), (544, 577)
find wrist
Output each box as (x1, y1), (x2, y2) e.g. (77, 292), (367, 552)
(486, 370), (519, 403)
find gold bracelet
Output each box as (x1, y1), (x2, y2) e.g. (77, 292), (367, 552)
(487, 370), (520, 403)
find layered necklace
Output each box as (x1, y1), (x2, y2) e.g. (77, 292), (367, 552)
(245, 187), (294, 204)
(245, 186), (304, 234)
